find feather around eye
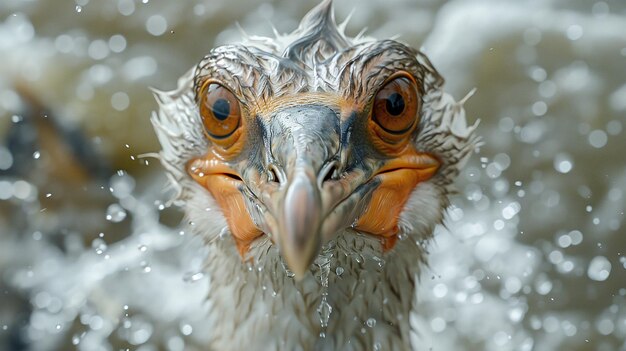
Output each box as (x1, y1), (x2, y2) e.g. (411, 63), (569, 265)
(372, 74), (419, 135)
(199, 82), (241, 140)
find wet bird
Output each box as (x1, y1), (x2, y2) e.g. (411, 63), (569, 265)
(152, 1), (478, 350)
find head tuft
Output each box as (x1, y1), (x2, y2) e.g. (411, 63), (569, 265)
(282, 0), (349, 64)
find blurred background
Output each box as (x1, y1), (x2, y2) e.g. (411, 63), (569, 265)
(0, 0), (624, 350)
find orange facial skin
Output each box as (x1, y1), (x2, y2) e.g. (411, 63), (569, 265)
(353, 150), (439, 251)
(188, 155), (263, 256)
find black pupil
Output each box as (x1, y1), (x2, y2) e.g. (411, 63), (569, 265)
(212, 98), (231, 121)
(385, 93), (405, 116)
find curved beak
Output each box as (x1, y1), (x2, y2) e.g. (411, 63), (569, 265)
(258, 105), (341, 279)
(278, 167), (323, 278)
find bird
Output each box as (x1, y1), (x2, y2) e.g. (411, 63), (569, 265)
(151, 1), (479, 350)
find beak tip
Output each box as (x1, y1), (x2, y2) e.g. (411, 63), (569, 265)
(293, 272), (306, 282)
(284, 253), (314, 280)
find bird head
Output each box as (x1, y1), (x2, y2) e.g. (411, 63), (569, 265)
(152, 0), (479, 279)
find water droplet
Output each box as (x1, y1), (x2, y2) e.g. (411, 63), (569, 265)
(317, 300), (332, 328)
(535, 275), (552, 295)
(566, 24), (583, 41)
(183, 272), (204, 283)
(141, 261), (151, 273)
(111, 92), (130, 111)
(106, 203), (127, 222)
(569, 230), (584, 245)
(13, 180), (34, 200)
(0, 147), (13, 170)
(117, 0), (135, 16)
(110, 172), (135, 199)
(180, 323), (193, 336)
(316, 246), (333, 329)
(597, 318), (614, 335)
(531, 101), (547, 116)
(32, 151), (40, 159)
(146, 15), (167, 36)
(335, 267), (344, 276)
(433, 283), (448, 298)
(554, 153), (573, 174)
(138, 245), (147, 252)
(528, 66), (547, 82)
(88, 39), (110, 60)
(350, 218), (358, 228)
(92, 238), (107, 255)
(285, 269), (295, 278)
(89, 315), (104, 330)
(588, 130), (608, 148)
(372, 256), (385, 268)
(607, 120), (622, 135)
(124, 317), (153, 344)
(75, 5), (82, 13)
(366, 318), (377, 327)
(557, 234), (572, 248)
(218, 227), (229, 239)
(587, 256), (611, 281)
(108, 34), (127, 53)
(502, 202), (521, 219)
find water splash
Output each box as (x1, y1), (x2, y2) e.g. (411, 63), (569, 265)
(105, 203), (127, 222)
(316, 245), (333, 337)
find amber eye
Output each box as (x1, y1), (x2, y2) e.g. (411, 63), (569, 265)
(199, 82), (241, 139)
(372, 75), (419, 134)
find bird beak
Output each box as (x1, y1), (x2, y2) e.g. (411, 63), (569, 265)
(278, 164), (323, 278)
(260, 104), (342, 279)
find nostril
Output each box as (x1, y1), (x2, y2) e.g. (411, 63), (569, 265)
(322, 166), (335, 183)
(318, 160), (339, 187)
(267, 165), (281, 184)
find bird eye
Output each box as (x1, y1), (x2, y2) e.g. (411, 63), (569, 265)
(199, 82), (241, 139)
(372, 74), (419, 135)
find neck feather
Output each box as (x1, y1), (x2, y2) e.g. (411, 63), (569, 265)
(201, 231), (425, 351)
